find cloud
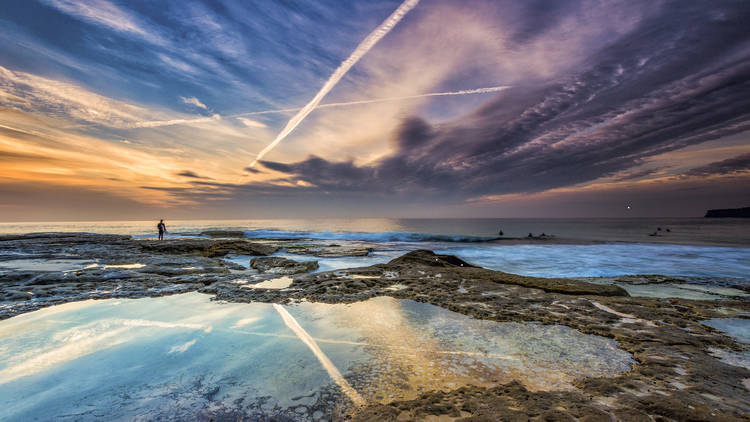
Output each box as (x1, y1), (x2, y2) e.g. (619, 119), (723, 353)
(251, 1), (750, 199)
(237, 117), (267, 128)
(246, 0), (421, 168)
(684, 152), (750, 177)
(176, 170), (211, 179)
(42, 0), (166, 45)
(180, 96), (208, 110)
(3, 0), (750, 220)
(0, 65), (151, 127)
(132, 114), (221, 128)
(612, 168), (661, 182)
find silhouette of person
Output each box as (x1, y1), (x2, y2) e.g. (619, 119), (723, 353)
(157, 219), (167, 240)
(498, 229), (503, 236)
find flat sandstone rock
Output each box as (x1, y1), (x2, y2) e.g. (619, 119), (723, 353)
(137, 239), (278, 257)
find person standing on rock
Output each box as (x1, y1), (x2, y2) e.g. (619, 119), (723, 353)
(157, 219), (167, 240)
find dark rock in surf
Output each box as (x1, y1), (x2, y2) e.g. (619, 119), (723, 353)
(387, 250), (477, 268)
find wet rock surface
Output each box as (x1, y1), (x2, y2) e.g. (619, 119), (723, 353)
(284, 243), (374, 257)
(137, 238), (279, 257)
(1, 234), (749, 421)
(250, 256), (319, 274)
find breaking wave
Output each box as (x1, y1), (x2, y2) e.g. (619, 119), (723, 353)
(239, 230), (500, 243)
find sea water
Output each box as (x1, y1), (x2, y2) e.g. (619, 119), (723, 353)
(1, 217), (749, 246)
(1, 218), (749, 294)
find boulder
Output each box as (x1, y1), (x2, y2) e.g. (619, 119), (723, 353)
(387, 250), (477, 268)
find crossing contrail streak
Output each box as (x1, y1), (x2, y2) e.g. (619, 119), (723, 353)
(273, 304), (366, 406)
(232, 85), (512, 117)
(245, 0), (420, 170)
(132, 86), (511, 129)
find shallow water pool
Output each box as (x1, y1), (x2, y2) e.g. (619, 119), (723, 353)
(0, 293), (634, 421)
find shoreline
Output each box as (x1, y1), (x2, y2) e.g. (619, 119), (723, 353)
(3, 230), (750, 249)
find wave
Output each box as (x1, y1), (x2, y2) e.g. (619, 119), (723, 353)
(239, 230), (500, 243)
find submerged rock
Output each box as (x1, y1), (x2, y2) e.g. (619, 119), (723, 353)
(250, 257), (319, 274)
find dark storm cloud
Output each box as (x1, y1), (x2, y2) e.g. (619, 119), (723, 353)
(248, 1), (750, 200)
(684, 152), (750, 177)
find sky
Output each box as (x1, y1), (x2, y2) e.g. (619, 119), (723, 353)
(0, 0), (749, 221)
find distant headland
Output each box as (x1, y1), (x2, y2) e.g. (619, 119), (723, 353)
(704, 207), (750, 218)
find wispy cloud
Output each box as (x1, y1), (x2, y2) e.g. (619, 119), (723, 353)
(237, 117), (267, 128)
(684, 153), (750, 177)
(43, 0), (166, 45)
(133, 115), (221, 128)
(180, 96), (207, 110)
(0, 65), (150, 127)
(176, 170), (211, 179)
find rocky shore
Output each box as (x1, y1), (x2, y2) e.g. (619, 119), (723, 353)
(1, 233), (749, 421)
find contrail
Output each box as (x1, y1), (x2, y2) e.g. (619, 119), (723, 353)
(273, 304), (366, 406)
(131, 85), (511, 129)
(232, 85), (511, 117)
(131, 114), (221, 128)
(246, 0), (420, 169)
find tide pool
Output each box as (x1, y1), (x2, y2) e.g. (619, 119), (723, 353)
(0, 293), (634, 421)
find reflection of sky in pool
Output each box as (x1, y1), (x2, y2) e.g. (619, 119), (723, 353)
(701, 318), (750, 371)
(0, 259), (94, 272)
(702, 318), (750, 344)
(0, 293), (633, 421)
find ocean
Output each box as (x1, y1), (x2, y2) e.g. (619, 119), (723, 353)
(1, 218), (749, 287)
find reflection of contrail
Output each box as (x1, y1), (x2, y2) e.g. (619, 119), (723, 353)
(246, 0), (420, 169)
(273, 304), (366, 406)
(233, 86), (512, 117)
